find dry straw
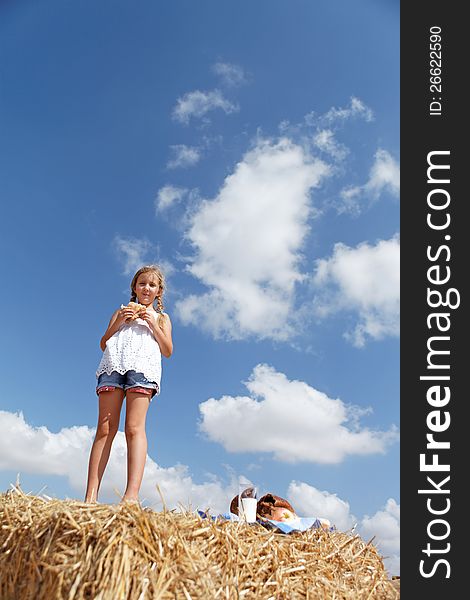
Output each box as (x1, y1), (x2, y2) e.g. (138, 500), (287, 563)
(0, 485), (399, 599)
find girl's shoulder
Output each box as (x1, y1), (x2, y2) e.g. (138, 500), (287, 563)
(107, 307), (122, 325)
(158, 311), (172, 325)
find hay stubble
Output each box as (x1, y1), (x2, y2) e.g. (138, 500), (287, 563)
(0, 487), (398, 599)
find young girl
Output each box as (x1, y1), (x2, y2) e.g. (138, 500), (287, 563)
(85, 265), (173, 504)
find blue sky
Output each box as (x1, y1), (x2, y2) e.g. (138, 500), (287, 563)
(0, 0), (400, 573)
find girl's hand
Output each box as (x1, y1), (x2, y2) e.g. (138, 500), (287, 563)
(115, 306), (135, 327)
(140, 308), (159, 329)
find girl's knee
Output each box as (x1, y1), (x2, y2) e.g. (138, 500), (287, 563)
(124, 423), (146, 438)
(96, 419), (119, 440)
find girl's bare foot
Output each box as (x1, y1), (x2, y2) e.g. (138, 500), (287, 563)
(120, 496), (140, 505)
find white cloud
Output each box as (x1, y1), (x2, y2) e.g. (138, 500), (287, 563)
(212, 62), (247, 87)
(199, 364), (398, 464)
(114, 236), (153, 275)
(175, 137), (330, 341)
(360, 498), (400, 576)
(319, 96), (374, 126)
(313, 129), (349, 161)
(339, 149), (400, 213)
(155, 185), (188, 212)
(0, 411), (232, 512)
(167, 145), (201, 169)
(287, 481), (356, 531)
(337, 185), (363, 215)
(0, 411), (93, 480)
(286, 481), (400, 575)
(366, 149), (400, 197)
(280, 97), (373, 157)
(313, 236), (400, 346)
(172, 89), (239, 124)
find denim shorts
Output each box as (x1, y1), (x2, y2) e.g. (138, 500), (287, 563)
(96, 370), (159, 399)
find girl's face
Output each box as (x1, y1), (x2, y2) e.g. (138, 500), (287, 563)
(134, 272), (160, 306)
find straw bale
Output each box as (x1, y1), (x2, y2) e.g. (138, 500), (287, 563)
(0, 486), (399, 599)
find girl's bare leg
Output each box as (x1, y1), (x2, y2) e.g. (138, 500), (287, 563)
(85, 389), (124, 502)
(122, 391), (151, 502)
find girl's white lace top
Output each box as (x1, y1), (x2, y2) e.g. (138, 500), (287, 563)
(96, 317), (162, 391)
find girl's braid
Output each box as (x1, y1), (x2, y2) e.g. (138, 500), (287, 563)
(155, 278), (165, 313)
(156, 297), (164, 312)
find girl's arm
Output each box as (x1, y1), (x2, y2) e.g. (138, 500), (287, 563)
(142, 311), (173, 358)
(100, 307), (135, 351)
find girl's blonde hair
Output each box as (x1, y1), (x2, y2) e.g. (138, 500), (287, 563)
(130, 265), (166, 320)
